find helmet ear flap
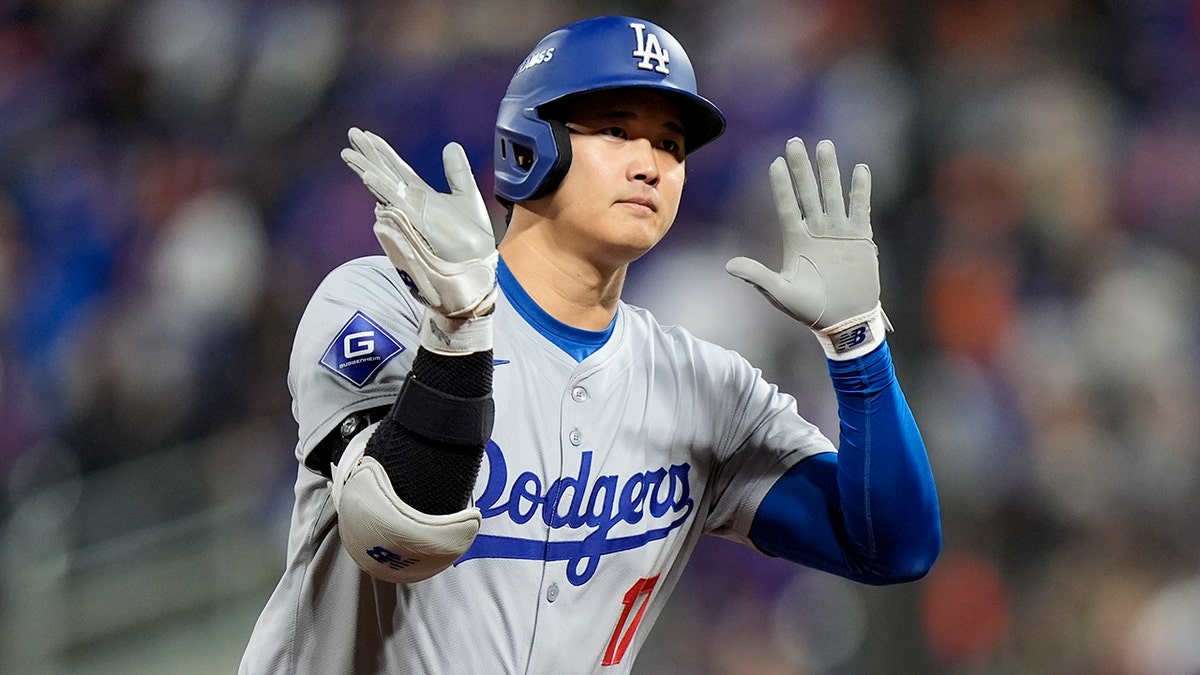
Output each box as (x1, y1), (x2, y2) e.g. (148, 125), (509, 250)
(495, 120), (572, 207)
(522, 120), (572, 201)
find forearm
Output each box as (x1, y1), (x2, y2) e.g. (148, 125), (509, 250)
(827, 340), (941, 579)
(331, 128), (498, 581)
(364, 346), (493, 515)
(750, 341), (941, 584)
(326, 339), (494, 583)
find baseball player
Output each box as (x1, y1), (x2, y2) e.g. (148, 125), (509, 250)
(241, 15), (940, 674)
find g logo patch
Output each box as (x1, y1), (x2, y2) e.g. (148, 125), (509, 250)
(343, 331), (375, 358)
(320, 311), (406, 387)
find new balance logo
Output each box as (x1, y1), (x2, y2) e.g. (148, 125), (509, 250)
(832, 322), (871, 354)
(366, 546), (419, 571)
(428, 316), (451, 346)
(630, 22), (669, 74)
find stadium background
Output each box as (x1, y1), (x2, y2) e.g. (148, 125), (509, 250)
(1, 0), (1198, 672)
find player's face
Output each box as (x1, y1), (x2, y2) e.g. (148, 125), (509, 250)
(530, 89), (687, 268)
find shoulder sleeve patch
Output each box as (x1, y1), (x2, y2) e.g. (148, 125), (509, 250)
(319, 311), (406, 388)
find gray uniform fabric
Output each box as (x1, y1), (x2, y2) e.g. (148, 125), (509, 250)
(240, 256), (834, 674)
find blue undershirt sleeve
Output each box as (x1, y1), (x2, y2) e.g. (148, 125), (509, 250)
(748, 340), (942, 585)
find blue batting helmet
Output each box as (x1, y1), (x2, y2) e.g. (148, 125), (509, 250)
(494, 16), (726, 203)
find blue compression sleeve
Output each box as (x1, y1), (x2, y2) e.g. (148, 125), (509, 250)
(749, 341), (941, 584)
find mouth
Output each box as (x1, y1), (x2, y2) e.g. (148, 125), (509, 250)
(618, 196), (657, 212)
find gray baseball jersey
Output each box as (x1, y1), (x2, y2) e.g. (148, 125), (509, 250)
(241, 256), (835, 674)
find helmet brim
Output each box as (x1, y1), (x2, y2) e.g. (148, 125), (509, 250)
(537, 85), (726, 155)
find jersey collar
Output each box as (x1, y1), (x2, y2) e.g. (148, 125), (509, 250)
(497, 256), (616, 362)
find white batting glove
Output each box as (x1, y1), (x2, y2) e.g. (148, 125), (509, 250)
(726, 138), (890, 360)
(341, 128), (497, 355)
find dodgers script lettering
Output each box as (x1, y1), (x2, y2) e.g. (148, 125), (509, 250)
(459, 441), (694, 585)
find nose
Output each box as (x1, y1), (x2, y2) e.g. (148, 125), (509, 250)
(626, 138), (660, 186)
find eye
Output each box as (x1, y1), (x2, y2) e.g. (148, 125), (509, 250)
(659, 138), (681, 154)
(600, 126), (628, 139)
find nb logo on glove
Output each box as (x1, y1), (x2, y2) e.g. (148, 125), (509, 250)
(832, 323), (871, 354)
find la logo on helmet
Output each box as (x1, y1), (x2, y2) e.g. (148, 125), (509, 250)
(630, 22), (669, 74)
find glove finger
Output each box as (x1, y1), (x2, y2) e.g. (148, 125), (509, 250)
(343, 153), (392, 204)
(441, 142), (479, 197)
(443, 143), (491, 214)
(363, 170), (406, 207)
(726, 256), (818, 325)
(340, 147), (370, 180)
(815, 140), (846, 222)
(346, 126), (369, 154)
(848, 163), (872, 234)
(784, 138), (823, 220)
(364, 130), (430, 191)
(347, 128), (391, 177)
(442, 142), (495, 240)
(725, 255), (773, 282)
(348, 128), (412, 208)
(769, 156), (808, 240)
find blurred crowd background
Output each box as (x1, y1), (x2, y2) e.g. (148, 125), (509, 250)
(1, 0), (1199, 673)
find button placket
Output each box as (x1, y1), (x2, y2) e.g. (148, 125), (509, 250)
(567, 383), (589, 449)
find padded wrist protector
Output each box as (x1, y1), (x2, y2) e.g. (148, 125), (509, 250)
(331, 421), (481, 583)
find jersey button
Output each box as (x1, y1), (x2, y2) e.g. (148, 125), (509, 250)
(571, 386), (588, 402)
(568, 429), (582, 446)
(547, 582), (560, 603)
